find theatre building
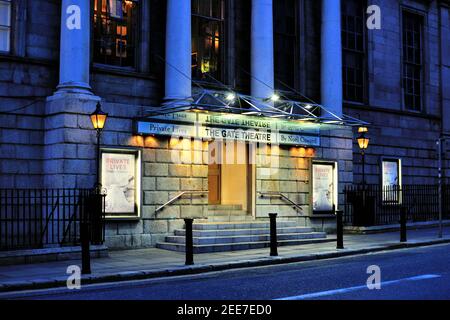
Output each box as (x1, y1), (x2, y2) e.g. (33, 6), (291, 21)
(0, 0), (449, 251)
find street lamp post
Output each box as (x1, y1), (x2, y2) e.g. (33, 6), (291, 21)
(357, 127), (370, 186)
(357, 127), (370, 225)
(80, 102), (108, 275)
(90, 102), (108, 189)
(436, 137), (447, 239)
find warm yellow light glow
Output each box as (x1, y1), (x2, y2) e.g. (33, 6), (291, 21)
(90, 103), (108, 130)
(358, 126), (369, 134)
(144, 136), (159, 148)
(357, 136), (370, 150)
(306, 148), (316, 157)
(130, 135), (144, 147)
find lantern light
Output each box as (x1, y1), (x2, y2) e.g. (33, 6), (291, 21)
(90, 102), (108, 131)
(357, 135), (370, 150)
(358, 126), (369, 134)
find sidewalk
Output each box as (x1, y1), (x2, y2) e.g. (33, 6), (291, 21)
(0, 227), (449, 293)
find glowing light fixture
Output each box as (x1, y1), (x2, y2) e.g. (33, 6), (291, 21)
(270, 93), (280, 102)
(226, 92), (236, 101)
(358, 126), (369, 134)
(90, 102), (108, 131)
(357, 135), (370, 150)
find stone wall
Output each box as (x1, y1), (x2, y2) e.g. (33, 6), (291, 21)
(343, 0), (446, 184)
(104, 136), (210, 248)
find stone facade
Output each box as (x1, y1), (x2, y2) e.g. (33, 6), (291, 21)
(0, 0), (449, 249)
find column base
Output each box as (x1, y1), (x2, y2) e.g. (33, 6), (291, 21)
(44, 92), (102, 189)
(54, 81), (94, 96)
(163, 96), (193, 107)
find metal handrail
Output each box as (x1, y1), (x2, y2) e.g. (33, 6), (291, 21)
(155, 191), (207, 213)
(258, 192), (304, 213)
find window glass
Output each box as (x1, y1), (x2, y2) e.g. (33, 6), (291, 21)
(192, 0), (225, 82)
(402, 11), (423, 111)
(0, 0), (11, 52)
(93, 0), (138, 68)
(342, 0), (365, 102)
(274, 0), (298, 90)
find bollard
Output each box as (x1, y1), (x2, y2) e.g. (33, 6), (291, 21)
(336, 210), (344, 249)
(269, 213), (278, 256)
(400, 206), (407, 243)
(80, 222), (91, 274)
(184, 218), (194, 265)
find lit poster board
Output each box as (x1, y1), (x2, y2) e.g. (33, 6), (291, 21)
(101, 150), (140, 219)
(313, 163), (335, 213)
(382, 159), (401, 203)
(382, 159), (400, 187)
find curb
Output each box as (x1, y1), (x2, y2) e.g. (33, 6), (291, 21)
(1, 238), (450, 294)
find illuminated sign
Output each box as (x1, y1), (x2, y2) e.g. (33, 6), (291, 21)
(136, 112), (321, 147)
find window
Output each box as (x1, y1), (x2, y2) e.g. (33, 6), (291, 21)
(402, 11), (423, 111)
(274, 0), (298, 90)
(93, 0), (139, 68)
(0, 0), (11, 52)
(342, 0), (366, 102)
(192, 0), (225, 82)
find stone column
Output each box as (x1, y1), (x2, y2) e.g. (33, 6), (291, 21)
(251, 0), (274, 99)
(44, 0), (100, 189)
(56, 0), (92, 94)
(321, 0), (343, 117)
(165, 0), (191, 101)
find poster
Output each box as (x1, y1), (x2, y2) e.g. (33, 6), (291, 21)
(101, 151), (139, 217)
(313, 163), (335, 212)
(382, 159), (401, 203)
(382, 160), (400, 187)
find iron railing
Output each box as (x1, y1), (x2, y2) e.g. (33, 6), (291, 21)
(344, 184), (450, 226)
(0, 188), (105, 251)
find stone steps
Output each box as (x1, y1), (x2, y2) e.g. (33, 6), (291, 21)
(174, 226), (315, 237)
(156, 219), (330, 253)
(208, 204), (243, 210)
(197, 215), (255, 222)
(192, 221), (297, 230)
(207, 210), (249, 216)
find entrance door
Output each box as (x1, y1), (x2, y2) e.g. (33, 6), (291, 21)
(208, 142), (221, 204)
(207, 141), (253, 212)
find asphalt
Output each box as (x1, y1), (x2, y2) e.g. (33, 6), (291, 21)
(0, 226), (449, 294)
(3, 243), (450, 300)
